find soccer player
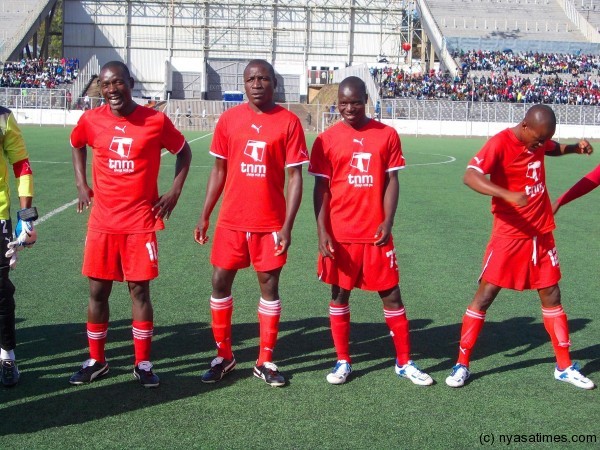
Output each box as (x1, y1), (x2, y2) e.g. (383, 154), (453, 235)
(309, 76), (433, 386)
(445, 104), (595, 389)
(552, 163), (600, 214)
(0, 106), (37, 387)
(194, 59), (307, 387)
(69, 61), (192, 388)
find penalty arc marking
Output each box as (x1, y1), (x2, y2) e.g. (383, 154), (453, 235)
(405, 153), (456, 167)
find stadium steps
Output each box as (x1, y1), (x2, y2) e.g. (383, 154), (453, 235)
(310, 84), (340, 110)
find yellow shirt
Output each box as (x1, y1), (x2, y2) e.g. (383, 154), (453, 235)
(0, 107), (34, 220)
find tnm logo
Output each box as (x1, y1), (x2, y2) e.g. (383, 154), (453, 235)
(109, 136), (133, 158)
(109, 158), (135, 173)
(242, 139), (267, 177)
(350, 152), (371, 173)
(526, 160), (541, 182)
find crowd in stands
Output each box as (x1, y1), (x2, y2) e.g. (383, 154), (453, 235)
(372, 50), (600, 105)
(455, 49), (600, 77)
(0, 57), (79, 89)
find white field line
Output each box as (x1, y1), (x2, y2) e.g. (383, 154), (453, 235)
(37, 132), (214, 225)
(406, 153), (457, 167)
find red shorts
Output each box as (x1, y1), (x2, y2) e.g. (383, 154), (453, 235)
(317, 239), (399, 292)
(210, 226), (287, 272)
(82, 230), (159, 282)
(479, 232), (561, 291)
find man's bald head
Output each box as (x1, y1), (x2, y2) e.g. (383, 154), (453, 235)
(523, 104), (556, 130)
(513, 104), (557, 150)
(338, 76), (367, 99)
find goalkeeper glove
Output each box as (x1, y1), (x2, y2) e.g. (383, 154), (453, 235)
(5, 207), (38, 259)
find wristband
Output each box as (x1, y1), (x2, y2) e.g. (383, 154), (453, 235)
(17, 207), (38, 221)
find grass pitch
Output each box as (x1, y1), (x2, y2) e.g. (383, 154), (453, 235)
(1, 126), (598, 448)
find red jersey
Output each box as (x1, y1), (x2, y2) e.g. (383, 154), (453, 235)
(210, 103), (308, 232)
(309, 120), (405, 243)
(467, 128), (556, 238)
(70, 105), (186, 234)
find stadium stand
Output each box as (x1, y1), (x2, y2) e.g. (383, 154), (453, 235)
(0, 0), (58, 62)
(572, 0), (600, 31)
(427, 0), (587, 42)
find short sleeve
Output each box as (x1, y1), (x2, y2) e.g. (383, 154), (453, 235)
(285, 116), (309, 167)
(308, 135), (331, 178)
(209, 113), (229, 159)
(160, 114), (186, 154)
(467, 138), (500, 175)
(70, 113), (89, 149)
(386, 130), (405, 172)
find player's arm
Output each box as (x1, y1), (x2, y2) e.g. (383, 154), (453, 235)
(71, 146), (93, 213)
(546, 139), (593, 156)
(153, 142), (192, 220)
(276, 165), (303, 256)
(375, 170), (399, 246)
(464, 167), (528, 206)
(313, 176), (335, 258)
(194, 157), (227, 244)
(553, 163), (600, 214)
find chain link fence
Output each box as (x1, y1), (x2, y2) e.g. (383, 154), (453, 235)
(380, 98), (600, 126)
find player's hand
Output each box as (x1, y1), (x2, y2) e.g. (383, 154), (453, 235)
(552, 199), (561, 215)
(504, 191), (528, 207)
(275, 228), (291, 256)
(576, 139), (593, 155)
(194, 218), (210, 244)
(6, 217), (37, 258)
(76, 185), (93, 213)
(374, 222), (392, 246)
(152, 188), (181, 220)
(318, 229), (335, 259)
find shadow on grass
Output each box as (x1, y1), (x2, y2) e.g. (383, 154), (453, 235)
(0, 315), (596, 434)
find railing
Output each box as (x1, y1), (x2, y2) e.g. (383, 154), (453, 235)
(379, 97), (600, 126)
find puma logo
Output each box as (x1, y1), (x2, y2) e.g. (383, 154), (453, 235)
(115, 125), (127, 133)
(251, 124), (262, 134)
(474, 156), (484, 164)
(353, 138), (364, 146)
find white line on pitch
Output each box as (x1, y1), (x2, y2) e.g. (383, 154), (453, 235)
(34, 199), (78, 225)
(161, 132), (213, 156)
(406, 154), (456, 167)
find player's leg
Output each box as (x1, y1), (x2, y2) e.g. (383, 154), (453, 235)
(129, 280), (159, 388)
(446, 280), (501, 388)
(253, 267), (286, 387)
(319, 244), (358, 385)
(69, 277), (112, 385)
(202, 227), (247, 384)
(201, 265), (238, 383)
(380, 286), (433, 386)
(0, 221), (18, 387)
(539, 284), (594, 389)
(326, 285), (353, 385)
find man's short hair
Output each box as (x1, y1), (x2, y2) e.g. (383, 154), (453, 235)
(101, 61), (131, 79)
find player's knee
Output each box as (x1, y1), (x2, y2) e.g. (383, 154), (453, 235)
(0, 275), (16, 315)
(0, 267), (15, 315)
(539, 284), (561, 307)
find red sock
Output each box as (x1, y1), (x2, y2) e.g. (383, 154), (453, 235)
(132, 320), (153, 366)
(87, 322), (108, 363)
(542, 305), (572, 370)
(329, 302), (351, 363)
(257, 298), (281, 366)
(457, 308), (486, 367)
(384, 307), (410, 366)
(210, 296), (234, 360)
